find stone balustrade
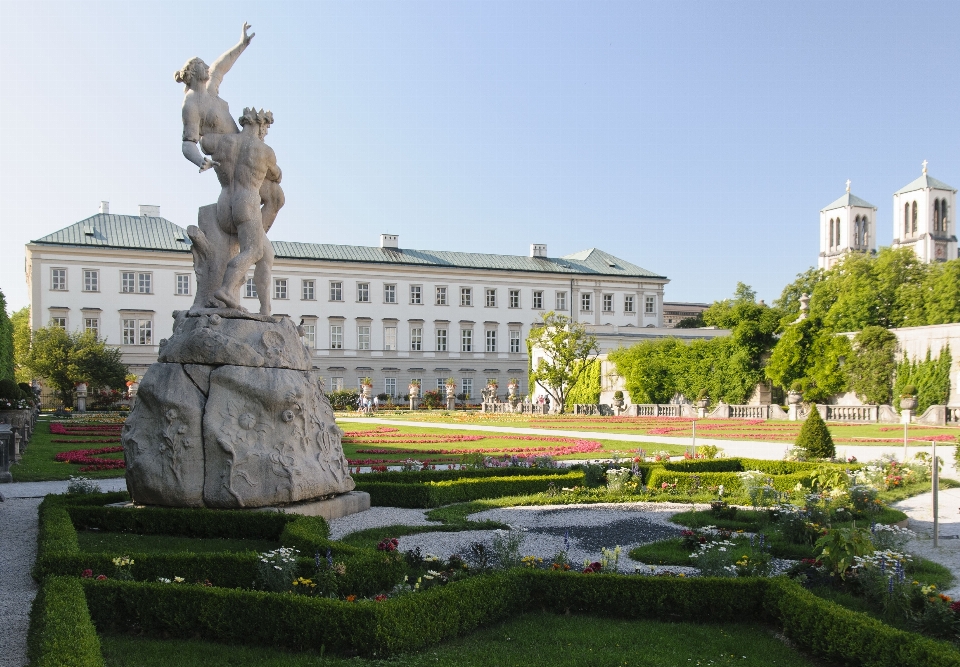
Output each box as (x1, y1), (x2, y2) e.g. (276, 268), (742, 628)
(822, 405), (878, 422)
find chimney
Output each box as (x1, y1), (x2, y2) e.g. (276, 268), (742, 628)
(99, 201), (109, 214)
(530, 243), (547, 258)
(380, 233), (399, 249)
(139, 204), (160, 217)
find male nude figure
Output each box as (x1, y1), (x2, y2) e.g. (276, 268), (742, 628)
(201, 108), (281, 316)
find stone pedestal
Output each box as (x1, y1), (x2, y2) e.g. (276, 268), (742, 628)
(901, 409), (913, 424)
(122, 309), (355, 509)
(76, 383), (87, 414)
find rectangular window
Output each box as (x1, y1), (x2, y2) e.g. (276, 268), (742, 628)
(301, 323), (316, 348)
(602, 294), (613, 312)
(436, 328), (447, 352)
(581, 293), (592, 312)
(274, 279), (288, 300)
(462, 378), (473, 399)
(645, 296), (656, 314)
(330, 377), (344, 391)
(138, 273), (152, 294)
(357, 282), (369, 303)
(509, 289), (520, 308)
(509, 330), (521, 353)
(51, 268), (67, 291)
(624, 295), (635, 313)
(83, 270), (98, 292)
(485, 329), (497, 352)
(384, 326), (397, 351)
(556, 291), (567, 311)
(436, 286), (448, 306)
(51, 316), (67, 329)
(176, 274), (191, 295)
(461, 328), (473, 352)
(330, 281), (342, 301)
(330, 324), (343, 349)
(384, 284), (396, 304)
(122, 318), (152, 345)
(245, 278), (258, 299)
(84, 318), (100, 337)
(485, 289), (497, 307)
(121, 272), (135, 293)
(460, 287), (473, 307)
(302, 280), (315, 301)
(410, 327), (423, 351)
(410, 285), (422, 304)
(384, 378), (397, 397)
(358, 325), (371, 350)
(532, 291), (543, 309)
(138, 320), (153, 345)
(437, 378), (446, 391)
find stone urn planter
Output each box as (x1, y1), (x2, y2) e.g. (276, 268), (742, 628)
(900, 396), (917, 411)
(445, 380), (457, 410)
(507, 382), (519, 402)
(787, 391), (802, 405)
(408, 384), (420, 399)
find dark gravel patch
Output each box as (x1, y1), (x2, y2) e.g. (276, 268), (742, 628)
(536, 518), (680, 551)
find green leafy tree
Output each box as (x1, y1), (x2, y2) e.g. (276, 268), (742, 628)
(527, 311), (599, 413)
(925, 260), (960, 325)
(0, 290), (12, 381)
(12, 306), (31, 383)
(892, 347), (952, 413)
(24, 327), (128, 406)
(846, 326), (898, 405)
(765, 318), (817, 395)
(673, 313), (704, 328)
(795, 408), (835, 460)
(564, 359), (601, 409)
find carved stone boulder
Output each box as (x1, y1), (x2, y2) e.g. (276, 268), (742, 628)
(122, 311), (354, 509)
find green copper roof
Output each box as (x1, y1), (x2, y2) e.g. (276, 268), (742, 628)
(32, 215), (666, 279)
(821, 192), (876, 211)
(895, 174), (956, 194)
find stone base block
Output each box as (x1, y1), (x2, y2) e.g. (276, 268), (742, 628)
(106, 490), (370, 522)
(255, 491), (370, 521)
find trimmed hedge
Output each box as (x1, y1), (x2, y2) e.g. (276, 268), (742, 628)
(662, 458), (846, 475)
(355, 467), (577, 484)
(27, 576), (104, 667)
(357, 471), (584, 508)
(765, 578), (960, 667)
(646, 468), (816, 495)
(67, 505), (298, 541)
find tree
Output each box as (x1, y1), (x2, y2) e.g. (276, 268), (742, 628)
(0, 290), (12, 381)
(527, 311), (599, 413)
(24, 327), (128, 406)
(564, 359), (601, 409)
(11, 306), (31, 383)
(795, 408), (835, 460)
(846, 326), (898, 405)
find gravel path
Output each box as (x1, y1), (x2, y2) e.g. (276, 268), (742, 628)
(0, 497), (41, 667)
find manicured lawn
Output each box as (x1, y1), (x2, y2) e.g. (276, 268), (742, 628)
(76, 531), (280, 556)
(359, 411), (960, 446)
(11, 417), (126, 482)
(99, 612), (818, 666)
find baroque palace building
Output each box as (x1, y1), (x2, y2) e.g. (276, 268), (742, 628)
(819, 162), (958, 269)
(26, 203), (670, 399)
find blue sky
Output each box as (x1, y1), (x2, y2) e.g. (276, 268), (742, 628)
(2, 0), (959, 312)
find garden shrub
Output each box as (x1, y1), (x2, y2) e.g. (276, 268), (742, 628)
(67, 505), (297, 541)
(326, 388), (360, 411)
(796, 409), (836, 459)
(357, 472), (584, 508)
(646, 468), (814, 496)
(27, 576), (104, 667)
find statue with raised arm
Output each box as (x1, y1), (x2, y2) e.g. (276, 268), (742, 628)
(202, 107), (280, 316)
(175, 22), (285, 312)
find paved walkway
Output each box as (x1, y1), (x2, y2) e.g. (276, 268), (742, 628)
(2, 420), (957, 667)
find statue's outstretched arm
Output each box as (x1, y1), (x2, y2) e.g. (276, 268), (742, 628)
(208, 22), (255, 96)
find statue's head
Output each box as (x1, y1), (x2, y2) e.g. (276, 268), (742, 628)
(174, 57), (209, 87)
(239, 107), (274, 138)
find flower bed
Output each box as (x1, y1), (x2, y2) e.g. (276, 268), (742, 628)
(29, 492), (960, 666)
(54, 446), (125, 472)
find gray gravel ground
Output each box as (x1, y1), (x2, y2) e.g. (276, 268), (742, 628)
(0, 498), (41, 667)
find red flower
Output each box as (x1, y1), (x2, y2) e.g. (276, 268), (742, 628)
(374, 594), (388, 602)
(81, 569), (93, 578)
(96, 574), (107, 581)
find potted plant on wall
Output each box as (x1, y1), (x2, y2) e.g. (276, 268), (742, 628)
(695, 388), (710, 410)
(787, 381), (803, 405)
(899, 385), (917, 411)
(612, 390), (625, 410)
(445, 378), (457, 398)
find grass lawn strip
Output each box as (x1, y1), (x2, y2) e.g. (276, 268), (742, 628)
(98, 613), (818, 667)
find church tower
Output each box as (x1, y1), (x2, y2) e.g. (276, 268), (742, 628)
(891, 161), (958, 263)
(819, 180), (877, 270)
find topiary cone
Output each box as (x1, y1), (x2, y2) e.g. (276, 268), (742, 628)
(796, 407), (835, 460)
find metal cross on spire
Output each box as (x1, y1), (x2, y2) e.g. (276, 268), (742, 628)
(923, 159), (928, 175)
